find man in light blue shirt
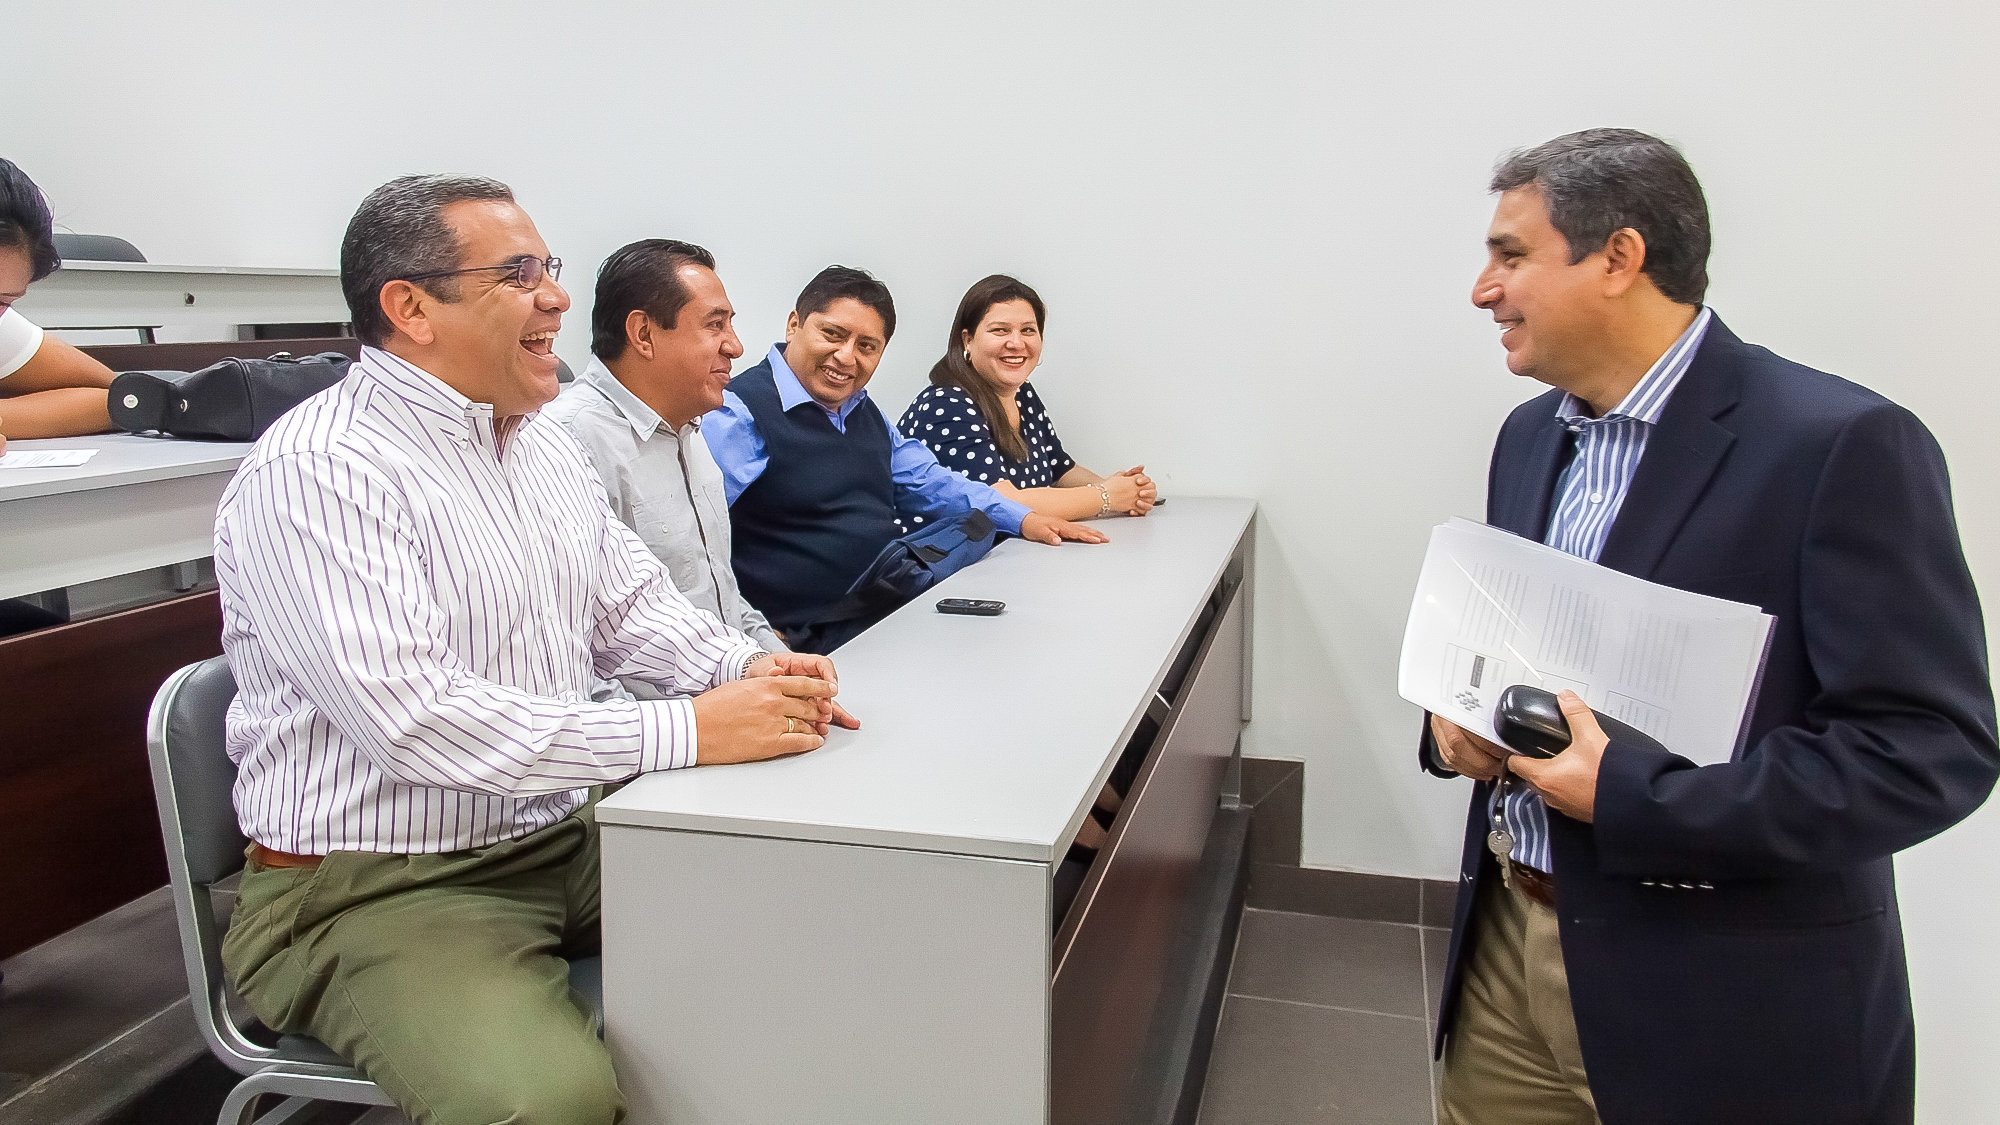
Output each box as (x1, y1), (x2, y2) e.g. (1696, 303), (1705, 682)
(706, 266), (1102, 645)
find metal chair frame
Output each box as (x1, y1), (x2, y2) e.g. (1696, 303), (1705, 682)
(147, 657), (602, 1125)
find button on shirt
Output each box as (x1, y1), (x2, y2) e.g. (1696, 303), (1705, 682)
(704, 344), (1031, 533)
(214, 346), (762, 855)
(546, 357), (786, 654)
(1501, 307), (1714, 872)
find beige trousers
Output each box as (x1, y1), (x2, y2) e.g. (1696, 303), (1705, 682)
(1438, 876), (1600, 1125)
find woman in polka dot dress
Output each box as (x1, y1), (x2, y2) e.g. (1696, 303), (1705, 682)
(899, 275), (1145, 858)
(898, 274), (1156, 526)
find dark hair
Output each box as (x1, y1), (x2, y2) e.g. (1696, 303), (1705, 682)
(928, 275), (1046, 464)
(794, 265), (895, 341)
(1490, 128), (1709, 305)
(590, 239), (718, 361)
(0, 158), (61, 282)
(339, 174), (515, 346)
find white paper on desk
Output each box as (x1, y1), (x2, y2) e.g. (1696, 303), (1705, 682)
(0, 448), (98, 468)
(1399, 518), (1773, 766)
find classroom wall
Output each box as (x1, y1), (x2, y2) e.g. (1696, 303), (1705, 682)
(9, 2), (1998, 1117)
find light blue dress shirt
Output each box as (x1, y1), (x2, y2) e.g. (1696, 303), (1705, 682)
(1502, 306), (1714, 872)
(704, 344), (1031, 535)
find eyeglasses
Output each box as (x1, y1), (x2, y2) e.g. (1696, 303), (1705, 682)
(401, 255), (562, 291)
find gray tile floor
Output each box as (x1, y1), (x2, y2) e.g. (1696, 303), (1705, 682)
(1198, 909), (1449, 1125)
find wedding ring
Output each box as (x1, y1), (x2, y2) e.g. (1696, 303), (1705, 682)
(786, 716), (799, 735)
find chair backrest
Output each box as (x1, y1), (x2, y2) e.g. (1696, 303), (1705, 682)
(146, 656), (283, 1074)
(53, 232), (147, 263)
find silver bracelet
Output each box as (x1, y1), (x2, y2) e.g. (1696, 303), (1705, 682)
(1090, 482), (1114, 518)
(740, 650), (771, 680)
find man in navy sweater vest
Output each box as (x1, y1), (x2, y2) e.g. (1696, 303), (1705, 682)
(705, 266), (1103, 647)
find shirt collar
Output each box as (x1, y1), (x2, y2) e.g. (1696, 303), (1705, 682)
(578, 355), (669, 440)
(1555, 306), (1714, 428)
(357, 345), (501, 444)
(767, 342), (868, 423)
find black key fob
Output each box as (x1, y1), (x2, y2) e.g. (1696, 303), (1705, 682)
(1493, 685), (1571, 759)
(1493, 684), (1671, 760)
(936, 598), (1006, 616)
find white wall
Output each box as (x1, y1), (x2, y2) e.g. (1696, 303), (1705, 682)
(10, 2), (1998, 1117)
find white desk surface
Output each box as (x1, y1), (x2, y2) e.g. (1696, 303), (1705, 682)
(0, 433), (251, 502)
(597, 496), (1255, 863)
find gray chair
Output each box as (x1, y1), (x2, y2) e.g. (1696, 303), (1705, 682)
(52, 231), (147, 263)
(146, 656), (603, 1125)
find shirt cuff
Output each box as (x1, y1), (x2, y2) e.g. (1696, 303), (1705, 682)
(720, 639), (767, 685)
(991, 495), (1030, 535)
(637, 696), (701, 770)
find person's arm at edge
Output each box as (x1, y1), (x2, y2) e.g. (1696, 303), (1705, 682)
(0, 335), (114, 439)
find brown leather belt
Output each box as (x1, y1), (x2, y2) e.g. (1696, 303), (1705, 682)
(1507, 861), (1558, 911)
(249, 842), (324, 870)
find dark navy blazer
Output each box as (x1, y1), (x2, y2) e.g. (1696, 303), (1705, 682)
(1428, 317), (1998, 1124)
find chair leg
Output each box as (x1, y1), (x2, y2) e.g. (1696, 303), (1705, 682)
(218, 1086), (321, 1125)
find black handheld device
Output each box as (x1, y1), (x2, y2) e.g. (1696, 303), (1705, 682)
(936, 598), (1006, 616)
(1492, 685), (1668, 759)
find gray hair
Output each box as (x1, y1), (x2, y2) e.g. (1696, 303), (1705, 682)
(1490, 129), (1710, 305)
(339, 174), (515, 346)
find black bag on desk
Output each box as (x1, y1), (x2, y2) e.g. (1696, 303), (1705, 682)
(787, 508), (1001, 653)
(108, 351), (352, 441)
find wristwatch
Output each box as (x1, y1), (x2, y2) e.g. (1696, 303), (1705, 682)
(740, 650), (771, 680)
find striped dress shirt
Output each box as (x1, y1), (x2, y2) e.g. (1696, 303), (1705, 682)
(1502, 307), (1713, 872)
(214, 346), (761, 855)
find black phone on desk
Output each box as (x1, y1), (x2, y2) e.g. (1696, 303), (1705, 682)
(936, 598), (1005, 616)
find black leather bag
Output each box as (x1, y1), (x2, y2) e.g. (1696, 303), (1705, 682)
(788, 508), (1002, 653)
(108, 351), (352, 441)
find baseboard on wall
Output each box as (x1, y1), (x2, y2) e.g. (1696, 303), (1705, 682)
(1238, 757), (1456, 928)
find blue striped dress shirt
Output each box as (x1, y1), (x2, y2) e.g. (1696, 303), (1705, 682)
(1502, 306), (1713, 872)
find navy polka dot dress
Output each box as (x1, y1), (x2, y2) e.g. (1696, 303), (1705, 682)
(897, 382), (1075, 528)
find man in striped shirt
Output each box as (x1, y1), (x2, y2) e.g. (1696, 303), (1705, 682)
(213, 175), (855, 1125)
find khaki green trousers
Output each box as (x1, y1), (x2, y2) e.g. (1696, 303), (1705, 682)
(220, 809), (620, 1125)
(1439, 875), (1601, 1125)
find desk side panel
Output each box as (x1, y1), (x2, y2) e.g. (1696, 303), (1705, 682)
(1050, 575), (1247, 1125)
(602, 827), (1051, 1125)
(0, 472), (231, 600)
(0, 592), (222, 958)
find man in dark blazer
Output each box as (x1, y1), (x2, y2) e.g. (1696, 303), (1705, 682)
(1425, 129), (1998, 1125)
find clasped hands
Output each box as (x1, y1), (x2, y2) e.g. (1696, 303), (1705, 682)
(1429, 690), (1609, 823)
(1105, 465), (1158, 516)
(692, 652), (861, 765)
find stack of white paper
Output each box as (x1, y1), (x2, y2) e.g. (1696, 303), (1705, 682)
(0, 448), (98, 469)
(1399, 519), (1773, 766)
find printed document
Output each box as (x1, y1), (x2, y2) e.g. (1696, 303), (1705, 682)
(1399, 519), (1772, 766)
(0, 448), (97, 468)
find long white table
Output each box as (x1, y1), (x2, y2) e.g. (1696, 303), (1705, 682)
(598, 496), (1256, 1124)
(0, 434), (249, 601)
(12, 260), (345, 333)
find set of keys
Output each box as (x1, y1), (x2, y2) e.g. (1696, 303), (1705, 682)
(1487, 775), (1516, 885)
